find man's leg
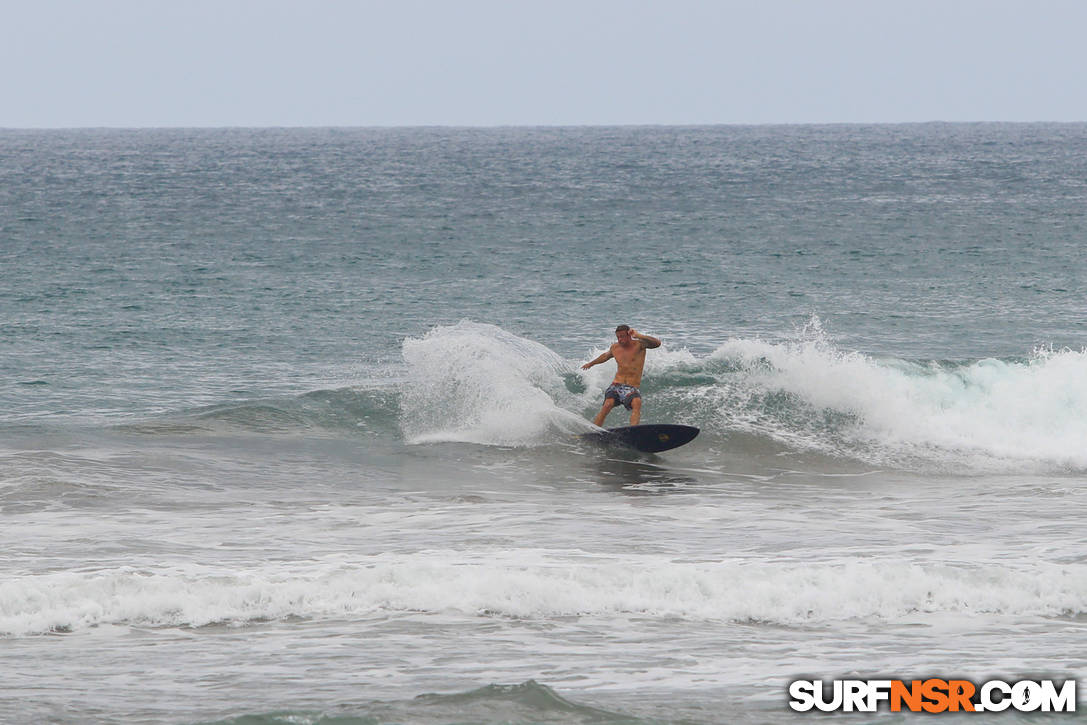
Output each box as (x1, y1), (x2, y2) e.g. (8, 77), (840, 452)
(629, 396), (642, 425)
(593, 398), (617, 427)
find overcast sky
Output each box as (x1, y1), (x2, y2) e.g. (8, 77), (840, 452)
(4, 0), (1086, 127)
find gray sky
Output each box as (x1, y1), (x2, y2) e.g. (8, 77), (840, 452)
(4, 0), (1087, 127)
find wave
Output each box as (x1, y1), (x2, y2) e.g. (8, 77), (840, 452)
(119, 320), (1087, 473)
(4, 552), (1085, 636)
(398, 320), (1087, 472)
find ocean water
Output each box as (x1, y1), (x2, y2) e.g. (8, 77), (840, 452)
(1, 124), (1086, 724)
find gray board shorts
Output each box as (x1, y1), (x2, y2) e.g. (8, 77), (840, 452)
(604, 383), (641, 409)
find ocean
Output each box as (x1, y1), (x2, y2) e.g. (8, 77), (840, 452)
(1, 124), (1085, 724)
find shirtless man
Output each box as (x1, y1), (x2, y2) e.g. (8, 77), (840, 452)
(581, 325), (662, 426)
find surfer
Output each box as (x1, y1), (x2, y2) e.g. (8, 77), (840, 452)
(581, 325), (661, 426)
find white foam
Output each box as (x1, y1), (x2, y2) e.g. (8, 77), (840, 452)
(708, 326), (1087, 471)
(400, 322), (589, 446)
(4, 552), (1084, 636)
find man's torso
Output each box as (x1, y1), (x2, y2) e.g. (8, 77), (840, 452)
(610, 341), (647, 386)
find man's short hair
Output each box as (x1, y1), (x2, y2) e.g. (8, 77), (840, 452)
(615, 325), (630, 333)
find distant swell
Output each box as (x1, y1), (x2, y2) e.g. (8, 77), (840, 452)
(201, 681), (635, 725)
(4, 552), (1085, 636)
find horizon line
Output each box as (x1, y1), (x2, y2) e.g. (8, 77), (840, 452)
(3, 119), (1086, 132)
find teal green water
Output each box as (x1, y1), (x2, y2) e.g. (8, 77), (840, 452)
(1, 126), (1085, 723)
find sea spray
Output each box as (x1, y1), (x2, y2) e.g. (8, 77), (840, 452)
(400, 322), (589, 446)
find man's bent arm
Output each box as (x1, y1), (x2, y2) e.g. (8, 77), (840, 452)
(633, 331), (661, 349)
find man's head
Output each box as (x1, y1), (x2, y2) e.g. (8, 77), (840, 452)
(615, 325), (632, 344)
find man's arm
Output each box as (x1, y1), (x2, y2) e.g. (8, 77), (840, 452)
(581, 348), (614, 370)
(631, 329), (661, 349)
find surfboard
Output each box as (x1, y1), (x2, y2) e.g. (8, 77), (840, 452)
(580, 424), (700, 453)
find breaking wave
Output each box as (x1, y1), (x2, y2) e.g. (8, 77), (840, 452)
(398, 320), (1087, 473)
(120, 320), (1087, 473)
(697, 328), (1087, 472)
(4, 551), (1085, 636)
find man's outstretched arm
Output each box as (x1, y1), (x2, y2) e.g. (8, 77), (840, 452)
(581, 350), (613, 370)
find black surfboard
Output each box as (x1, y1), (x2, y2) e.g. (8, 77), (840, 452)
(580, 424), (700, 453)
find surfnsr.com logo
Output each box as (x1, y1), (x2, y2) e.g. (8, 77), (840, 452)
(788, 679), (1077, 713)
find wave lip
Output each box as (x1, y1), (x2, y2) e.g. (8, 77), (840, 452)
(4, 553), (1085, 637)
